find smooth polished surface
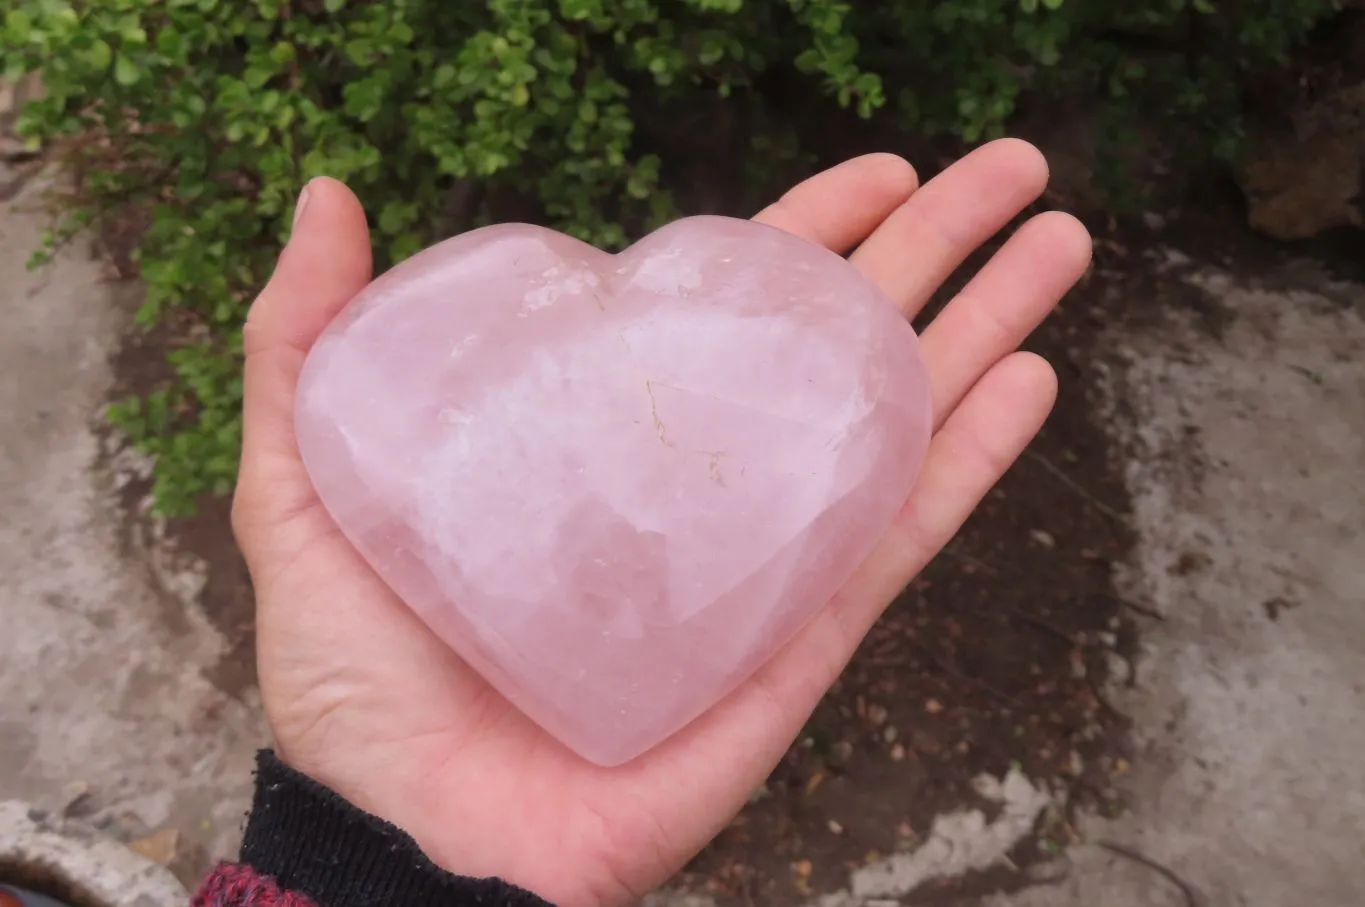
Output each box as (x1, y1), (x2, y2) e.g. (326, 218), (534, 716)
(295, 215), (932, 765)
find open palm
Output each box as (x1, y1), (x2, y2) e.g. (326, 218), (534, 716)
(230, 139), (1091, 907)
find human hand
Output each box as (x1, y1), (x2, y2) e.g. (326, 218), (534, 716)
(231, 138), (1091, 907)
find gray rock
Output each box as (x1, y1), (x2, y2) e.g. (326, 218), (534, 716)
(0, 801), (186, 907)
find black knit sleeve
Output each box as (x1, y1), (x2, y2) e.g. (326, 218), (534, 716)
(237, 749), (555, 907)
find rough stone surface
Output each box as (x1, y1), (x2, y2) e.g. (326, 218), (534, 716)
(0, 172), (265, 876)
(0, 800), (186, 907)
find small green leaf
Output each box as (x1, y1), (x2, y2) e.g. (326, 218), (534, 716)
(114, 54), (140, 86)
(86, 39), (113, 70)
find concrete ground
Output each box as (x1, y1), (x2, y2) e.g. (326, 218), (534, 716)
(0, 160), (1361, 905)
(0, 172), (265, 877)
(981, 256), (1365, 906)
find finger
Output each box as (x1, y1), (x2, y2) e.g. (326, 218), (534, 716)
(849, 138), (1050, 318)
(234, 178), (373, 537)
(242, 177), (373, 358)
(753, 153), (919, 253)
(920, 211), (1091, 430)
(233, 347), (319, 540)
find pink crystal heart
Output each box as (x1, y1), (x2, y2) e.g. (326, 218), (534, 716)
(295, 215), (932, 766)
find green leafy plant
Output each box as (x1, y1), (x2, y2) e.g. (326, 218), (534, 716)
(0, 0), (1340, 514)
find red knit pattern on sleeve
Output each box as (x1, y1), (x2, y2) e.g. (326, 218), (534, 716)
(191, 864), (319, 907)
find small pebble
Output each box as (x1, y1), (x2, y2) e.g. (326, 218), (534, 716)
(828, 819), (844, 835)
(1106, 651), (1133, 684)
(61, 779), (93, 817)
(1029, 529), (1056, 549)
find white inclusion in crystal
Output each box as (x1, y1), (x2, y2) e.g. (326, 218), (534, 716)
(333, 420), (362, 461)
(437, 408), (472, 426)
(449, 333), (478, 359)
(629, 249), (703, 297)
(520, 263), (600, 316)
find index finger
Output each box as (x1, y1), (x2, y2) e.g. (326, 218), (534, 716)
(752, 153), (919, 253)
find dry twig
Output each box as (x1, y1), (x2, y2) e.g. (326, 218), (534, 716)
(1096, 841), (1202, 907)
(1023, 449), (1131, 527)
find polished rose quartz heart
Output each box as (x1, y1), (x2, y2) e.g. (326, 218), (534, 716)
(295, 215), (932, 766)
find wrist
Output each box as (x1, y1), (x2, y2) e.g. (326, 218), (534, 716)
(194, 750), (554, 907)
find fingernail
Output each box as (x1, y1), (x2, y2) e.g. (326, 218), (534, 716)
(292, 182), (313, 232)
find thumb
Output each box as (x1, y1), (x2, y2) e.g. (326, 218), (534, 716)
(233, 177), (373, 547)
(244, 176), (374, 359)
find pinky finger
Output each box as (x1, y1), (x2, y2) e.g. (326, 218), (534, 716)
(831, 350), (1060, 640)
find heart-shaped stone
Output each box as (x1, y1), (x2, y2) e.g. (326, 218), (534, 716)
(295, 215), (932, 766)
